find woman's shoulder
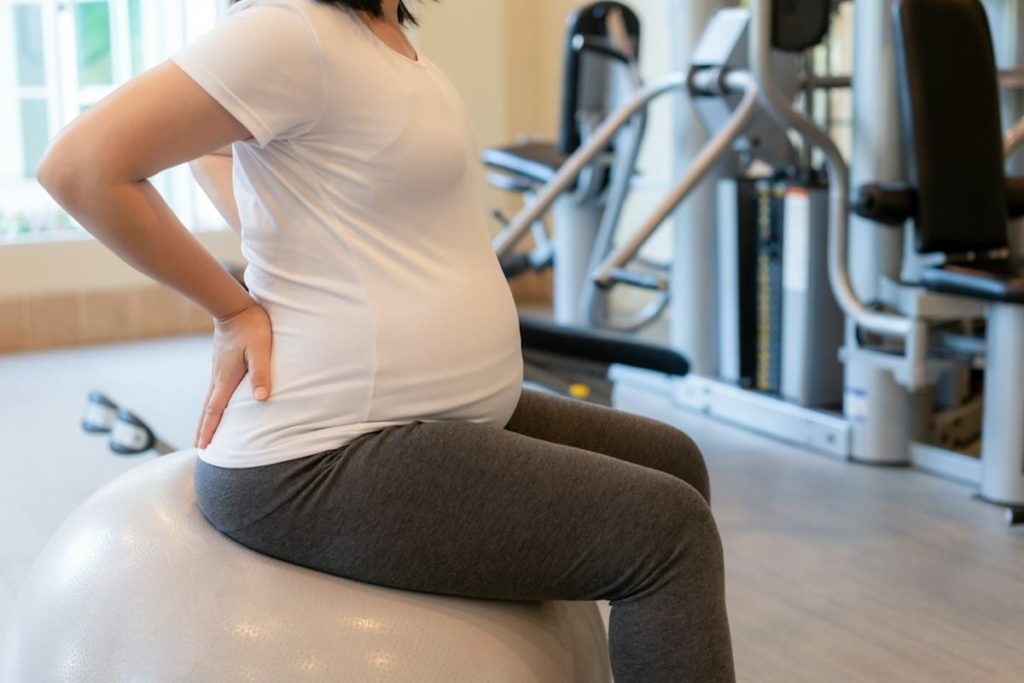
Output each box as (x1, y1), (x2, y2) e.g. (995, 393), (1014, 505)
(225, 0), (371, 59)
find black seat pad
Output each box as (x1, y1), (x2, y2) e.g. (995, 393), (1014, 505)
(519, 315), (690, 376)
(482, 142), (568, 185)
(922, 259), (1024, 304)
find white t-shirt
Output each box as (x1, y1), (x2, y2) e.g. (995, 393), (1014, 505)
(172, 0), (523, 468)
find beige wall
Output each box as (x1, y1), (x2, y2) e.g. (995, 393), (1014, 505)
(418, 0), (672, 165)
(1, 0), (676, 300)
(414, 0), (577, 220)
(0, 231), (242, 298)
(416, 0), (582, 149)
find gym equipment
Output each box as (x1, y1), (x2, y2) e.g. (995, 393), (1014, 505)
(109, 409), (173, 455)
(521, 314), (689, 404)
(482, 1), (691, 405)
(852, 0), (1024, 511)
(81, 391), (173, 455)
(607, 0), (860, 455)
(600, 0), (1024, 522)
(81, 390), (118, 432)
(492, 5), (833, 327)
(716, 172), (844, 406)
(497, 1), (843, 414)
(2, 450), (613, 681)
(490, 0), (823, 404)
(485, 2), (648, 328)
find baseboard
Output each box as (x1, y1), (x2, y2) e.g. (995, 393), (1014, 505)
(0, 286), (213, 354)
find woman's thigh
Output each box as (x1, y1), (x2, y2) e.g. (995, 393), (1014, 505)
(211, 419), (719, 604)
(505, 388), (710, 501)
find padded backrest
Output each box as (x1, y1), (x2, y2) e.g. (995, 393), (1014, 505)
(558, 2), (641, 155)
(772, 0), (832, 52)
(894, 0), (1008, 253)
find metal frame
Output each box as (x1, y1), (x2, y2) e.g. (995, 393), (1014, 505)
(493, 73), (688, 258)
(488, 3), (645, 327)
(493, 68), (760, 332)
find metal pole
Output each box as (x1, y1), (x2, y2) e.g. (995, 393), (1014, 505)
(847, 0), (918, 463)
(492, 73), (687, 258)
(665, 0), (732, 376)
(594, 73), (759, 282)
(979, 304), (1024, 506)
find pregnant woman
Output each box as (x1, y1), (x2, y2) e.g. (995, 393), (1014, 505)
(36, 1), (734, 679)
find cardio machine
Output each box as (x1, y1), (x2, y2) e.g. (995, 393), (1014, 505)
(484, 2), (649, 329)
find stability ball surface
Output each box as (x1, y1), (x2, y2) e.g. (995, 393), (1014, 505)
(3, 450), (611, 682)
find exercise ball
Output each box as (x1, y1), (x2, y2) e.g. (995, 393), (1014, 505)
(2, 450), (611, 682)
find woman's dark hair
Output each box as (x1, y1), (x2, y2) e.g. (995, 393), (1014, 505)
(340, 0), (422, 26)
(231, 0), (428, 26)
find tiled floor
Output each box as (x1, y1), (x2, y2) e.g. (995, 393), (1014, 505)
(1, 333), (1023, 680)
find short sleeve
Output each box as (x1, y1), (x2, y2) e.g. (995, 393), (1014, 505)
(171, 0), (325, 148)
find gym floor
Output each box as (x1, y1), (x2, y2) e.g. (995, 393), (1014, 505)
(2, 333), (1023, 681)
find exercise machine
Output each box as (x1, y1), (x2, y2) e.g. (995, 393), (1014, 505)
(494, 0), (839, 409)
(851, 0), (1024, 519)
(484, 1), (649, 329)
(483, 1), (691, 403)
(604, 0), (1024, 522)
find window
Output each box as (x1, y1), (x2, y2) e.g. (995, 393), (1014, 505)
(0, 0), (228, 241)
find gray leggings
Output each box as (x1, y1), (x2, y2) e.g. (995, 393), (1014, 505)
(194, 388), (735, 682)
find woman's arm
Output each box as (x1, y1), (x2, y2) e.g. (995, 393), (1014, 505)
(189, 145), (242, 233)
(37, 61), (252, 321)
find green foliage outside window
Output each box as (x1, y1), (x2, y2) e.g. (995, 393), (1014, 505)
(75, 1), (114, 85)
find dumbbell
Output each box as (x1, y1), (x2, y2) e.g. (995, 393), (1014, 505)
(81, 391), (174, 455)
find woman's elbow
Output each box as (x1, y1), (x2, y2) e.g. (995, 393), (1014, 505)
(36, 146), (74, 203)
(36, 141), (93, 209)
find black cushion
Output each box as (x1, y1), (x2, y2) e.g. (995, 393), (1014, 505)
(519, 315), (690, 376)
(482, 142), (568, 185)
(921, 259), (1024, 303)
(894, 0), (1009, 253)
(772, 0), (832, 52)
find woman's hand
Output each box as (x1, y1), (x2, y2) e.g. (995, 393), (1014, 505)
(195, 300), (273, 449)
